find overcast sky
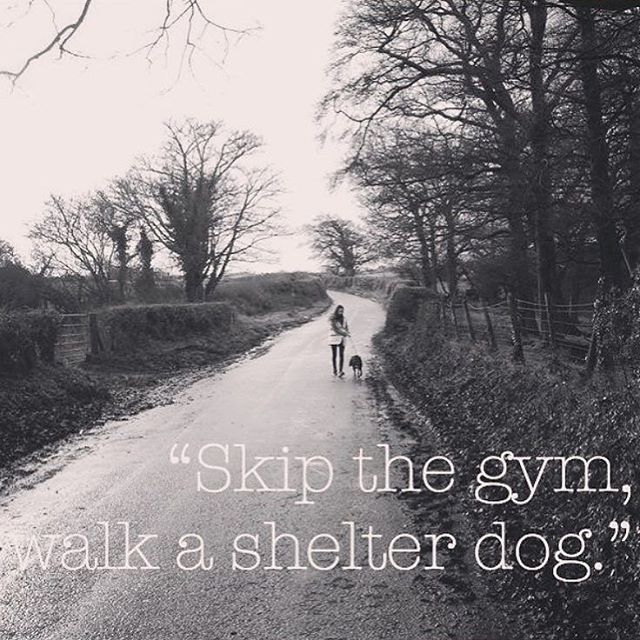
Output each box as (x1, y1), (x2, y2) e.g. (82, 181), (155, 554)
(0, 0), (362, 272)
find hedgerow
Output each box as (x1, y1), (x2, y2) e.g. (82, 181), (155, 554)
(0, 310), (60, 375)
(322, 272), (414, 299)
(214, 272), (328, 316)
(99, 302), (236, 352)
(377, 301), (640, 640)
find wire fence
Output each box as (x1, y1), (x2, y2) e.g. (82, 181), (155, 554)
(432, 295), (597, 368)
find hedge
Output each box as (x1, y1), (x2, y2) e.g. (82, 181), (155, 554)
(98, 302), (236, 353)
(0, 310), (60, 376)
(322, 273), (415, 299)
(214, 272), (328, 316)
(385, 285), (439, 333)
(378, 301), (640, 640)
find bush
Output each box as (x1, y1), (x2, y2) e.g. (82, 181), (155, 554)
(0, 263), (42, 308)
(0, 265), (79, 312)
(0, 310), (60, 375)
(99, 302), (236, 353)
(378, 303), (640, 640)
(0, 365), (109, 466)
(385, 286), (437, 333)
(214, 273), (328, 316)
(322, 272), (415, 299)
(87, 273), (329, 369)
(593, 275), (640, 372)
(27, 310), (60, 363)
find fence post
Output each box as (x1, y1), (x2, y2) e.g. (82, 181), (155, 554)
(585, 328), (598, 377)
(545, 293), (557, 352)
(482, 301), (497, 351)
(89, 313), (104, 355)
(434, 301), (443, 335)
(440, 298), (449, 337)
(585, 301), (600, 376)
(463, 299), (477, 343)
(450, 299), (460, 339)
(568, 295), (574, 323)
(508, 294), (525, 363)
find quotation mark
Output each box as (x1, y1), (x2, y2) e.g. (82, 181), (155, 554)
(609, 520), (632, 543)
(170, 444), (191, 465)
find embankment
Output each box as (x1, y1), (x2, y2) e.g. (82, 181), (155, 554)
(374, 286), (640, 640)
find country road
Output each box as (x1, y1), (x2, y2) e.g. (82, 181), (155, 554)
(0, 291), (465, 640)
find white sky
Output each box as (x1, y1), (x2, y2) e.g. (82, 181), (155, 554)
(0, 0), (363, 272)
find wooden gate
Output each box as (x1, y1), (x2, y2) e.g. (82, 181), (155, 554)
(56, 314), (89, 366)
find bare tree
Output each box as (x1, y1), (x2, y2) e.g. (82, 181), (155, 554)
(569, 6), (638, 289)
(307, 215), (375, 277)
(350, 129), (488, 293)
(0, 1), (251, 83)
(0, 239), (17, 267)
(112, 120), (281, 302)
(94, 195), (138, 302)
(29, 193), (120, 304)
(324, 0), (543, 303)
(326, 0), (640, 309)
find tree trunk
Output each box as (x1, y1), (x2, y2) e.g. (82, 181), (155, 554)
(413, 209), (433, 287)
(498, 115), (535, 317)
(528, 1), (563, 307)
(185, 271), (205, 302)
(117, 266), (127, 302)
(442, 203), (458, 296)
(576, 8), (627, 290)
(429, 218), (439, 291)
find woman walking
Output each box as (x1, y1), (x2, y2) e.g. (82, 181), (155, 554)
(328, 304), (350, 377)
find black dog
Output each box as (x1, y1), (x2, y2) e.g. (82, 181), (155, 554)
(349, 355), (363, 379)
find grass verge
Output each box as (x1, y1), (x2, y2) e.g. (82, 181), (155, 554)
(375, 305), (640, 640)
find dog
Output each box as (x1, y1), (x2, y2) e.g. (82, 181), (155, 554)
(349, 354), (363, 379)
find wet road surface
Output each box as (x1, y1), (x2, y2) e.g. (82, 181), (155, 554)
(0, 292), (453, 640)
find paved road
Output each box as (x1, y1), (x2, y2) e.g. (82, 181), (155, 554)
(0, 292), (448, 640)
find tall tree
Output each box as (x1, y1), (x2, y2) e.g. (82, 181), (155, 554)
(113, 120), (281, 302)
(524, 0), (563, 306)
(326, 0), (640, 307)
(573, 6), (628, 289)
(307, 216), (374, 276)
(30, 194), (118, 304)
(325, 1), (543, 302)
(348, 129), (486, 292)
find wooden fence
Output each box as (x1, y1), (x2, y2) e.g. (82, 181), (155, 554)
(55, 314), (90, 366)
(434, 296), (595, 367)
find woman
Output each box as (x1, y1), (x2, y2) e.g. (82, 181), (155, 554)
(328, 305), (350, 377)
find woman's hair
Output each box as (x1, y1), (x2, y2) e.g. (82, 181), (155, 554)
(331, 305), (345, 321)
